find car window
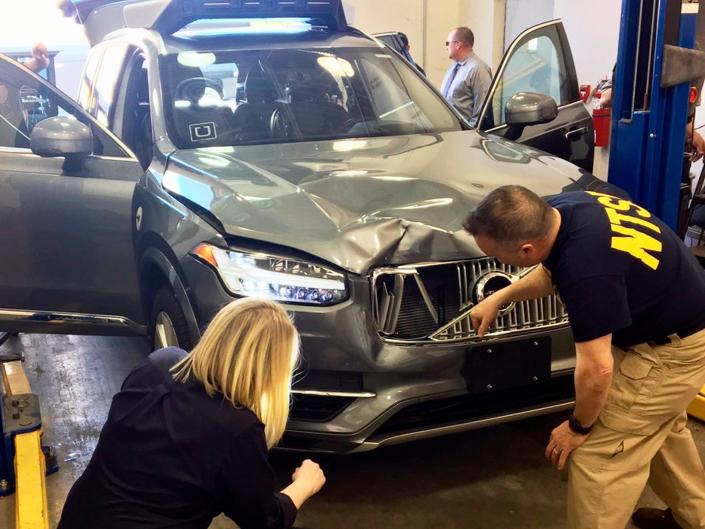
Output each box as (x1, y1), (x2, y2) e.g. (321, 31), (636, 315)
(161, 47), (460, 148)
(490, 33), (571, 128)
(78, 44), (129, 127)
(77, 47), (102, 113)
(92, 44), (129, 127)
(120, 56), (153, 169)
(0, 57), (130, 157)
(357, 55), (431, 128)
(14, 54), (52, 83)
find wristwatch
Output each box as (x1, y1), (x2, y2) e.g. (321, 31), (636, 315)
(568, 413), (593, 435)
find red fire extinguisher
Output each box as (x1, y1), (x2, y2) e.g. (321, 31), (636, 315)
(593, 108), (611, 148)
(591, 76), (612, 148)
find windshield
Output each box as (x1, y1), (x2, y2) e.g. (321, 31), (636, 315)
(161, 47), (462, 148)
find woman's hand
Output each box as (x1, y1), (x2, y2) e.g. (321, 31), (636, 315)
(292, 459), (326, 497)
(282, 459), (326, 509)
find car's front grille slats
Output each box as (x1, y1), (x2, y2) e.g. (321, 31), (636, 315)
(373, 258), (568, 343)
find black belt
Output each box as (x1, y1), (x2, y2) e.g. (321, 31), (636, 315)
(652, 318), (705, 345)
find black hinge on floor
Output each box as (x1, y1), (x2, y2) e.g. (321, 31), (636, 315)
(0, 333), (22, 362)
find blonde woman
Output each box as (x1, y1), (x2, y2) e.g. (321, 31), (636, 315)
(57, 298), (325, 529)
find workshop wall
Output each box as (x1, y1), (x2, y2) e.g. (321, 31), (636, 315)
(504, 0), (620, 87)
(505, 0), (555, 49)
(345, 0), (620, 98)
(344, 0), (459, 87)
(554, 0), (621, 87)
(459, 0), (507, 72)
(0, 0), (88, 98)
(344, 0), (506, 88)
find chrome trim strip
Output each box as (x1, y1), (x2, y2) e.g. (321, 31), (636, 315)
(0, 147), (35, 154)
(351, 400), (575, 453)
(0, 309), (145, 335)
(381, 321), (571, 345)
(372, 260), (538, 277)
(564, 126), (588, 140)
(0, 148), (138, 163)
(291, 389), (376, 399)
(413, 273), (438, 325)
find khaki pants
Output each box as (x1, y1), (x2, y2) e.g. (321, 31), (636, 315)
(567, 328), (705, 529)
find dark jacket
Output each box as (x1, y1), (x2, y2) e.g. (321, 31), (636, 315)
(57, 347), (297, 529)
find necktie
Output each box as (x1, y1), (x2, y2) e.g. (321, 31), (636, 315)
(444, 63), (461, 99)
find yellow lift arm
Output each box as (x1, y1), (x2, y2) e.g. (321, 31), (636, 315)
(688, 385), (705, 422)
(1, 360), (49, 529)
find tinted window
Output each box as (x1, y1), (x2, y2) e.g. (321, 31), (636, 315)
(78, 48), (101, 113)
(161, 47), (460, 148)
(0, 58), (129, 157)
(92, 44), (129, 127)
(490, 32), (572, 128)
(14, 55), (52, 83)
(78, 44), (129, 126)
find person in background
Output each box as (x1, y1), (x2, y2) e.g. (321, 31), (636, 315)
(25, 43), (50, 74)
(441, 26), (492, 127)
(600, 84), (705, 161)
(398, 32), (425, 76)
(599, 70), (705, 237)
(57, 298), (326, 529)
(0, 43), (51, 149)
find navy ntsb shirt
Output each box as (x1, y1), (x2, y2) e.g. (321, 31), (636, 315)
(544, 191), (705, 347)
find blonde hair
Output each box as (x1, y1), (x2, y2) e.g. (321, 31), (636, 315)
(171, 298), (298, 448)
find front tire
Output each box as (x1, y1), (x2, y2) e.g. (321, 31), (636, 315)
(149, 286), (193, 351)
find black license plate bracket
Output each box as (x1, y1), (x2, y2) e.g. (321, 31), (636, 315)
(466, 337), (552, 394)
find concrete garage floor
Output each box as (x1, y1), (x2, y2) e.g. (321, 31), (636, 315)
(1, 334), (704, 529)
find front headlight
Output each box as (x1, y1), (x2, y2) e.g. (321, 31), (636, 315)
(192, 244), (348, 306)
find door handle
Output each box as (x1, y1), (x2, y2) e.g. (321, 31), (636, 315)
(565, 126), (588, 140)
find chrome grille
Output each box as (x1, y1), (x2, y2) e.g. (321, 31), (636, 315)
(372, 258), (568, 343)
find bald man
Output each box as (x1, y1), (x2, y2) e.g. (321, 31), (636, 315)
(441, 27), (492, 127)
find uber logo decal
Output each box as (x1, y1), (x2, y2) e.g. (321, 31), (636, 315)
(189, 122), (217, 142)
(135, 206), (143, 231)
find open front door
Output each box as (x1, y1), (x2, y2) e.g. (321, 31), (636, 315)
(0, 55), (146, 336)
(478, 20), (594, 171)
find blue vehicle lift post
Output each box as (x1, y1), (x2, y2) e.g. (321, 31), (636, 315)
(609, 0), (705, 230)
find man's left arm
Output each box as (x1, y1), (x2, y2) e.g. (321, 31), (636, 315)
(469, 65), (493, 127)
(545, 334), (614, 470)
(688, 120), (705, 162)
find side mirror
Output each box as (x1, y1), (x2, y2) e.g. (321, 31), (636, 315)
(502, 92), (558, 142)
(505, 92), (559, 126)
(30, 116), (93, 159)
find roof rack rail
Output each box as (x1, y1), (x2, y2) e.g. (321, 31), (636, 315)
(65, 0), (348, 45)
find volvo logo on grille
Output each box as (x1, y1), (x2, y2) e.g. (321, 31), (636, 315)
(472, 271), (518, 316)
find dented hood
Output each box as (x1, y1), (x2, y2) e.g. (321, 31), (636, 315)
(163, 130), (607, 275)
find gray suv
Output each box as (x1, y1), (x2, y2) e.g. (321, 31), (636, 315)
(0, 0), (620, 453)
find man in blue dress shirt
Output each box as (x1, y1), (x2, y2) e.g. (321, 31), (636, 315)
(441, 27), (492, 128)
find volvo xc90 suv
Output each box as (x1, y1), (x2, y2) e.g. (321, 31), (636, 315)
(0, 0), (621, 452)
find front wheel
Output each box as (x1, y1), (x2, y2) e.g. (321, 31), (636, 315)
(149, 286), (193, 351)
